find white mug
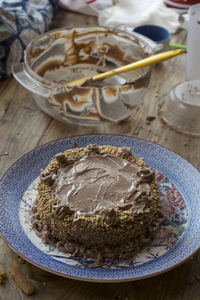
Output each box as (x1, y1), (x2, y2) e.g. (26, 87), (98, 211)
(186, 4), (200, 80)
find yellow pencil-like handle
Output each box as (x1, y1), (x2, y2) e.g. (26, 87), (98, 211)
(93, 49), (184, 80)
(65, 49), (184, 87)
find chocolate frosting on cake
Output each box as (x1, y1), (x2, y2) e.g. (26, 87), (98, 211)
(32, 144), (164, 263)
(52, 152), (154, 217)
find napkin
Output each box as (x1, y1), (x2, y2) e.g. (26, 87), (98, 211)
(59, 0), (113, 16)
(0, 0), (58, 78)
(98, 0), (181, 33)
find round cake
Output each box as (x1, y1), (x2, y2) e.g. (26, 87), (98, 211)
(31, 144), (164, 263)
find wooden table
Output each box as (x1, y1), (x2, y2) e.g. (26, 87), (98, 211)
(0, 8), (200, 300)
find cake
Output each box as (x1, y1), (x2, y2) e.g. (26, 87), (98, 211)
(31, 144), (164, 263)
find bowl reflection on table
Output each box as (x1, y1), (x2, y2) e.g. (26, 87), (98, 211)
(12, 27), (154, 126)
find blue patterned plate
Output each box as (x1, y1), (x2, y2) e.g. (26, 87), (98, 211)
(0, 135), (200, 282)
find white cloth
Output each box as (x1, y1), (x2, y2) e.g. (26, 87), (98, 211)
(98, 0), (181, 33)
(59, 0), (113, 16)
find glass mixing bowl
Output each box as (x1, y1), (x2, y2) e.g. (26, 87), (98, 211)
(12, 26), (154, 126)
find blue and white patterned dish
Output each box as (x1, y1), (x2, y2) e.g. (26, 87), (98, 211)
(0, 135), (200, 282)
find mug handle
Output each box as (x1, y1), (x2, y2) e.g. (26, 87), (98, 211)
(12, 63), (52, 97)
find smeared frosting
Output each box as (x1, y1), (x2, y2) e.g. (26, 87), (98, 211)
(53, 154), (153, 216)
(39, 144), (155, 218)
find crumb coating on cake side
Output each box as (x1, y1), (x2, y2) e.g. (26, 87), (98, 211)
(31, 145), (164, 262)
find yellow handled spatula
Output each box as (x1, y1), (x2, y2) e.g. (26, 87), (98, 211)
(65, 49), (185, 87)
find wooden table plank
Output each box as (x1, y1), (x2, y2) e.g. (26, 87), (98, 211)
(0, 79), (52, 178)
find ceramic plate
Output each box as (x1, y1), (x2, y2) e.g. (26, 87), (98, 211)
(0, 135), (199, 282)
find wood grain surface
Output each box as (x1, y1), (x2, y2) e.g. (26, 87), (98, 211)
(0, 8), (199, 300)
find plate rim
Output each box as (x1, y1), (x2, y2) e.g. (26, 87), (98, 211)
(1, 234), (200, 283)
(0, 134), (200, 282)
